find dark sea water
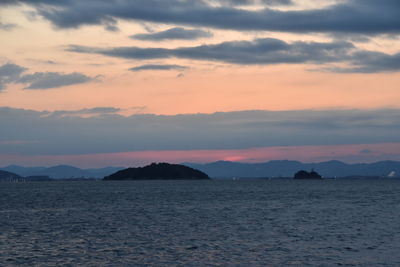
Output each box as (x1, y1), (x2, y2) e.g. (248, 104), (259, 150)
(1, 179), (400, 266)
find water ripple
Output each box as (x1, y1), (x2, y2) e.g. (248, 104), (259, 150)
(1, 180), (400, 266)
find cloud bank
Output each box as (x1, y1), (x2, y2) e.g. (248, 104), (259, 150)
(67, 38), (400, 73)
(2, 0), (399, 34)
(2, 107), (400, 155)
(49, 107), (122, 117)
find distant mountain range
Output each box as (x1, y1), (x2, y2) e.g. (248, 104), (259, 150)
(2, 160), (400, 179)
(0, 165), (124, 179)
(184, 160), (400, 178)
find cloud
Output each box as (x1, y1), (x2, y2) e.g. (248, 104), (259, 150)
(0, 22), (17, 31)
(2, 107), (400, 155)
(102, 16), (119, 32)
(18, 72), (94, 89)
(68, 38), (354, 63)
(67, 38), (400, 72)
(327, 51), (400, 73)
(0, 63), (94, 90)
(359, 149), (372, 154)
(129, 64), (188, 72)
(2, 0), (399, 34)
(215, 0), (293, 6)
(329, 33), (371, 43)
(0, 63), (27, 90)
(49, 107), (121, 117)
(131, 27), (212, 41)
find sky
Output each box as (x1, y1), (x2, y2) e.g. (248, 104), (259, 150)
(0, 0), (400, 167)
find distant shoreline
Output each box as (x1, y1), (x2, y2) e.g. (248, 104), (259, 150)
(1, 176), (398, 183)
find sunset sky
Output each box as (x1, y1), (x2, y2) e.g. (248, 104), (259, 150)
(1, 0), (400, 167)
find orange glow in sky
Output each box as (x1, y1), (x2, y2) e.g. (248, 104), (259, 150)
(1, 0), (400, 165)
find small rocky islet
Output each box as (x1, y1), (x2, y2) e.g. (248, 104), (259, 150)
(294, 170), (323, 179)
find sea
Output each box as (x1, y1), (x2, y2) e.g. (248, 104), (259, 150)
(1, 179), (400, 266)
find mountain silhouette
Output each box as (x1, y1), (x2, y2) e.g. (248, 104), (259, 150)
(1, 165), (46, 176)
(2, 160), (400, 179)
(184, 160), (400, 178)
(0, 165), (124, 179)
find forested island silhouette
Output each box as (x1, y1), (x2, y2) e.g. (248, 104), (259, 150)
(294, 170), (323, 179)
(104, 163), (210, 180)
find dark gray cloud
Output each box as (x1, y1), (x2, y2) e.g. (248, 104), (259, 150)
(2, 0), (399, 34)
(68, 38), (354, 64)
(129, 64), (188, 72)
(102, 16), (119, 32)
(328, 51), (400, 73)
(0, 63), (94, 90)
(131, 27), (212, 41)
(67, 38), (400, 72)
(0, 63), (27, 90)
(2, 107), (400, 155)
(18, 72), (93, 89)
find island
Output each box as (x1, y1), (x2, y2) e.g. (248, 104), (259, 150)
(294, 169), (323, 179)
(103, 162), (210, 180)
(0, 170), (22, 182)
